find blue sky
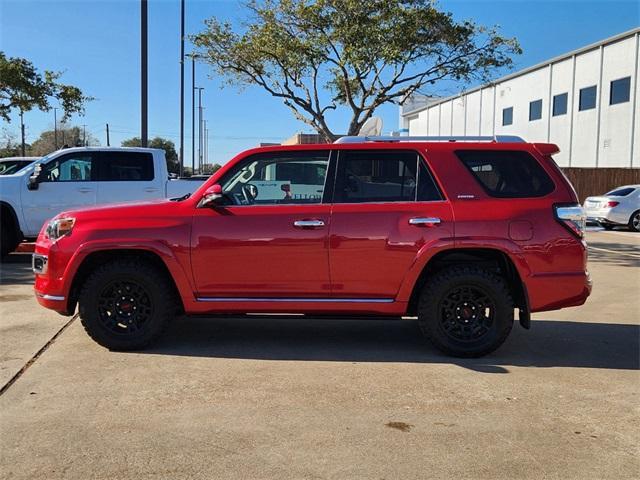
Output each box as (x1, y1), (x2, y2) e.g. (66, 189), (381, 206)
(1, 0), (638, 166)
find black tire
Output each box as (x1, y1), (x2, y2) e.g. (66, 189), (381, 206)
(601, 224), (615, 231)
(418, 266), (514, 358)
(78, 259), (177, 350)
(629, 210), (640, 232)
(0, 219), (19, 259)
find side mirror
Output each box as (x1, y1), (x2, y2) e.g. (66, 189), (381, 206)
(27, 164), (42, 191)
(198, 184), (224, 208)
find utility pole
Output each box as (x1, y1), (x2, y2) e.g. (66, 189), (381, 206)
(82, 124), (87, 146)
(141, 0), (148, 147)
(20, 110), (25, 156)
(53, 108), (58, 149)
(179, 0), (185, 176)
(203, 120), (208, 165)
(106, 123), (110, 146)
(191, 56), (196, 175)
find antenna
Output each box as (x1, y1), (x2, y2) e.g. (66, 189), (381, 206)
(358, 117), (383, 136)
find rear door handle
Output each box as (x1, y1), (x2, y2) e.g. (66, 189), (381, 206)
(409, 217), (441, 226)
(77, 187), (93, 193)
(293, 219), (325, 228)
(144, 187), (159, 193)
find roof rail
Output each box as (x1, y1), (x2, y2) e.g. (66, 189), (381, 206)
(334, 135), (526, 144)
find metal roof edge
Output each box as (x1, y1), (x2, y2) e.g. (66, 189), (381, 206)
(400, 27), (640, 117)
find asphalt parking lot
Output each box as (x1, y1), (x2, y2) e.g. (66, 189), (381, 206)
(1, 229), (638, 480)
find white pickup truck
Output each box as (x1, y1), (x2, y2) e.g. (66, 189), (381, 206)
(0, 147), (205, 256)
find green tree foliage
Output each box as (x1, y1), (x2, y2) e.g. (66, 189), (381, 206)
(121, 137), (180, 174)
(30, 125), (99, 156)
(0, 52), (92, 122)
(193, 0), (521, 141)
(201, 163), (222, 175)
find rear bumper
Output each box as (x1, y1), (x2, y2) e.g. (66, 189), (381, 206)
(528, 270), (592, 312)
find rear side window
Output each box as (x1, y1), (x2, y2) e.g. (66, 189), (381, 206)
(456, 150), (555, 198)
(334, 150), (442, 203)
(99, 152), (154, 181)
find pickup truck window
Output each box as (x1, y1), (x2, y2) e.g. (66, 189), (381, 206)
(39, 153), (94, 182)
(334, 150), (442, 203)
(98, 152), (154, 181)
(220, 151), (329, 205)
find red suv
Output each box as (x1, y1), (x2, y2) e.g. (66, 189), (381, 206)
(33, 136), (591, 357)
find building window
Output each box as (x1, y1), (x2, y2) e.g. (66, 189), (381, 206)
(529, 99), (543, 121)
(579, 85), (597, 111)
(552, 93), (568, 116)
(610, 77), (631, 105)
(502, 107), (513, 126)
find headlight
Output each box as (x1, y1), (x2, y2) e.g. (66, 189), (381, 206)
(45, 217), (75, 241)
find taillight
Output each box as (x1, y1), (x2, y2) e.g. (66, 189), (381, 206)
(554, 203), (586, 238)
(606, 201), (619, 208)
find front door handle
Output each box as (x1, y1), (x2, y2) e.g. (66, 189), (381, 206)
(77, 187), (93, 193)
(144, 187), (159, 193)
(293, 219), (325, 228)
(409, 217), (441, 226)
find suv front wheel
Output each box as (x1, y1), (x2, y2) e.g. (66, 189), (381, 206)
(418, 266), (514, 357)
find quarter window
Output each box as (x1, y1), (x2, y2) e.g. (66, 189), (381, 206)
(39, 153), (93, 182)
(610, 77), (631, 105)
(99, 152), (154, 181)
(552, 93), (568, 116)
(456, 150), (554, 198)
(334, 150), (442, 203)
(502, 107), (513, 126)
(579, 85), (597, 111)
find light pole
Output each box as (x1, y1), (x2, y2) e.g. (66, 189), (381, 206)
(196, 87), (204, 174)
(141, 0), (148, 147)
(179, 0), (185, 176)
(191, 57), (196, 175)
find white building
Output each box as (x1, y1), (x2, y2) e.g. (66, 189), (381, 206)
(400, 28), (640, 169)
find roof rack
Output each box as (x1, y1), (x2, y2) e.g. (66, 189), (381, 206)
(334, 135), (526, 144)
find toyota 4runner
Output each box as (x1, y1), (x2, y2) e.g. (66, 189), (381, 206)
(32, 136), (591, 357)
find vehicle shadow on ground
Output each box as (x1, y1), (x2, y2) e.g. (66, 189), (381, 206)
(146, 316), (639, 372)
(588, 242), (640, 268)
(0, 253), (34, 286)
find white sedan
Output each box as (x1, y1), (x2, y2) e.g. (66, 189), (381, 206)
(584, 185), (640, 232)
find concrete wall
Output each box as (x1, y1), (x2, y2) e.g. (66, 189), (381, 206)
(402, 30), (640, 168)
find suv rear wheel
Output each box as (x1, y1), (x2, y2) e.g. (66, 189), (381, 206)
(418, 266), (514, 357)
(78, 259), (177, 350)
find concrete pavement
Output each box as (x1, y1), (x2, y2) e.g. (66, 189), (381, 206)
(0, 230), (638, 479)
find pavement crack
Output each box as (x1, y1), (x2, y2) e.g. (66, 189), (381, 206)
(0, 313), (78, 396)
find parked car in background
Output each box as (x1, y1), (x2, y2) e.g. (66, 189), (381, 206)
(0, 147), (206, 257)
(33, 136), (591, 357)
(584, 185), (640, 232)
(0, 157), (39, 175)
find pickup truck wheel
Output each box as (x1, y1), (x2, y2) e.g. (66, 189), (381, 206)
(0, 220), (19, 258)
(418, 266), (514, 358)
(78, 259), (176, 350)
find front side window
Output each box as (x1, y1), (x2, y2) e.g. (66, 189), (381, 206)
(99, 152), (154, 181)
(552, 93), (568, 116)
(579, 85), (597, 111)
(456, 150), (555, 198)
(334, 150), (442, 203)
(610, 77), (631, 105)
(529, 99), (543, 121)
(39, 153), (93, 182)
(220, 151), (329, 205)
(502, 107), (513, 126)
